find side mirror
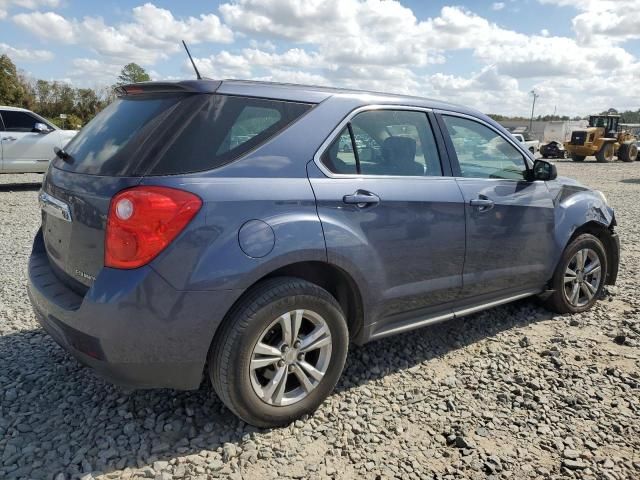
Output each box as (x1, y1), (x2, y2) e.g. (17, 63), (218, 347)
(33, 122), (51, 134)
(532, 159), (557, 181)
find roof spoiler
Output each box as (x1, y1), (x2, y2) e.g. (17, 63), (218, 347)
(114, 80), (222, 97)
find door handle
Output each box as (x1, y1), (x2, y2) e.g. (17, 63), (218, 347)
(343, 190), (380, 207)
(469, 197), (495, 211)
(2, 136), (17, 141)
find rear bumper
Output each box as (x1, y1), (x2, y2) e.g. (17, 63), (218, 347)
(28, 229), (242, 390)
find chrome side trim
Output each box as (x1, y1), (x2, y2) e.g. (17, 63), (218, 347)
(453, 289), (540, 318)
(369, 289), (541, 340)
(370, 312), (454, 340)
(39, 190), (72, 222)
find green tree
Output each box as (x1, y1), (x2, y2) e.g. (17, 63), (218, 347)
(116, 63), (151, 85)
(0, 54), (33, 107)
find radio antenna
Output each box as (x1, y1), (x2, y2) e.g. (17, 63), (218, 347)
(182, 40), (202, 80)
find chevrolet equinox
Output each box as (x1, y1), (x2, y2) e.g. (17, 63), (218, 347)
(28, 79), (620, 427)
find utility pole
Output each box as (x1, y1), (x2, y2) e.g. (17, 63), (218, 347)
(529, 90), (539, 133)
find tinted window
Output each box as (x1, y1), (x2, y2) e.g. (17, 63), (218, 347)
(58, 95), (184, 175)
(321, 110), (442, 176)
(150, 95), (311, 175)
(56, 94), (312, 176)
(321, 127), (357, 174)
(2, 110), (38, 132)
(443, 115), (527, 180)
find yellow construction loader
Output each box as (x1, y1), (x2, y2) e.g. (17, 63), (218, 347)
(565, 114), (638, 163)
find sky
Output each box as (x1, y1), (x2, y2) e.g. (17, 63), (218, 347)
(1, 0), (639, 116)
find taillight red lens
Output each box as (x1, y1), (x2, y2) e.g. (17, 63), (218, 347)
(105, 186), (202, 269)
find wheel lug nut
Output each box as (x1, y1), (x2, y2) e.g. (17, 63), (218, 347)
(281, 344), (289, 352)
(288, 365), (295, 372)
(297, 353), (304, 361)
(278, 360), (285, 367)
(294, 340), (301, 348)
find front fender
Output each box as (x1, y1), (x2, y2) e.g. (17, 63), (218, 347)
(549, 180), (615, 273)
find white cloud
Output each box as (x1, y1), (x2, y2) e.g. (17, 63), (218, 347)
(0, 0), (58, 18)
(13, 11), (74, 43)
(0, 42), (53, 61)
(492, 2), (505, 11)
(6, 1), (640, 116)
(539, 0), (640, 44)
(12, 3), (233, 64)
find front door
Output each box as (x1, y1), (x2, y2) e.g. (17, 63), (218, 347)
(308, 108), (466, 324)
(438, 113), (556, 298)
(0, 109), (54, 172)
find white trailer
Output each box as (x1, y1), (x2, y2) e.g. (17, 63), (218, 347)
(543, 120), (588, 145)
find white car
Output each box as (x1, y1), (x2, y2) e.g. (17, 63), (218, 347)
(0, 106), (77, 173)
(511, 133), (540, 155)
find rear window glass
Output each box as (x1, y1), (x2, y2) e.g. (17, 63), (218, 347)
(149, 95), (311, 175)
(57, 95), (184, 175)
(55, 93), (312, 176)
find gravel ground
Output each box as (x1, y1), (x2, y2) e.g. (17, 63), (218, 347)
(1, 161), (639, 480)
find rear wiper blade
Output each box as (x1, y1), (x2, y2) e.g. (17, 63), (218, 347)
(54, 146), (72, 163)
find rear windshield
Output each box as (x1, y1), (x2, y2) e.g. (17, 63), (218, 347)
(55, 93), (313, 176)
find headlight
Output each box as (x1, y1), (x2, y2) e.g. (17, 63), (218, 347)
(595, 190), (608, 205)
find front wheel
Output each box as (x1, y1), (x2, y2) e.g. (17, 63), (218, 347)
(596, 143), (615, 163)
(209, 277), (349, 428)
(571, 154), (586, 162)
(542, 234), (607, 314)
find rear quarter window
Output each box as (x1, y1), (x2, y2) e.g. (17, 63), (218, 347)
(148, 95), (312, 175)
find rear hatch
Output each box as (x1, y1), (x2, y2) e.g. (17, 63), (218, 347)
(41, 86), (195, 291)
(40, 81), (313, 292)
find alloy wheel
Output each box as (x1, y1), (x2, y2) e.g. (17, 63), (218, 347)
(249, 309), (332, 406)
(563, 248), (602, 307)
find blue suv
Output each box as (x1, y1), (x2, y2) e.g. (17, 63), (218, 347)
(28, 80), (620, 427)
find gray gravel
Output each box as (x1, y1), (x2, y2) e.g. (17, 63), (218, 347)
(1, 162), (639, 480)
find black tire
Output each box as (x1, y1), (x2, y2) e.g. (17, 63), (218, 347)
(618, 143), (638, 162)
(541, 233), (607, 314)
(596, 143), (615, 163)
(542, 154), (548, 159)
(571, 154), (586, 162)
(209, 277), (349, 428)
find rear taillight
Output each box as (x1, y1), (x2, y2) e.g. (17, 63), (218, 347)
(105, 186), (202, 269)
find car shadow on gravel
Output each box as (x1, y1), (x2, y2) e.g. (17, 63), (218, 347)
(0, 182), (41, 192)
(0, 299), (553, 478)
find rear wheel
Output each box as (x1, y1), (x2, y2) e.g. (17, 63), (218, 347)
(542, 234), (607, 314)
(618, 143), (638, 162)
(209, 277), (349, 427)
(571, 154), (586, 162)
(596, 143), (615, 163)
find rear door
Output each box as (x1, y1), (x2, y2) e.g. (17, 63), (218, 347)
(437, 112), (555, 298)
(308, 107), (465, 324)
(0, 109), (55, 172)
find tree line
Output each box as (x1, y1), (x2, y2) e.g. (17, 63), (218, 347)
(0, 54), (150, 129)
(489, 110), (640, 124)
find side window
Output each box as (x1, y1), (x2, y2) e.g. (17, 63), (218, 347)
(321, 127), (357, 174)
(442, 115), (527, 180)
(321, 110), (442, 177)
(2, 110), (38, 132)
(352, 110), (441, 176)
(219, 106), (281, 152)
